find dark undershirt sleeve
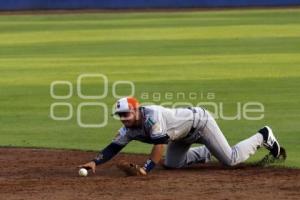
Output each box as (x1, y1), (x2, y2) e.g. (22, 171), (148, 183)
(92, 142), (125, 165)
(150, 134), (170, 144)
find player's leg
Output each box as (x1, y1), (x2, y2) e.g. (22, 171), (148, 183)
(200, 112), (264, 166)
(164, 141), (212, 168)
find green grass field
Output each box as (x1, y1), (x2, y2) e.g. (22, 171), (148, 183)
(0, 8), (299, 167)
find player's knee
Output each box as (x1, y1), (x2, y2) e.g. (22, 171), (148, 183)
(223, 161), (236, 167)
(221, 157), (237, 167)
(164, 159), (184, 169)
(215, 150), (239, 167)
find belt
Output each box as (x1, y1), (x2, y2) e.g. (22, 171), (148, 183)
(187, 107), (198, 134)
(187, 107), (208, 135)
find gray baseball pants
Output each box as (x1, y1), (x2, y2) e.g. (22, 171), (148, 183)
(164, 108), (264, 168)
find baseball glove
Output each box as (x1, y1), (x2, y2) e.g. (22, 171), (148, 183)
(117, 160), (147, 176)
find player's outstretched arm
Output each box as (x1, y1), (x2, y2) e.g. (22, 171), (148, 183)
(78, 142), (124, 173)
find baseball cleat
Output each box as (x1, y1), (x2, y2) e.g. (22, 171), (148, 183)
(256, 147), (287, 167)
(258, 126), (281, 158)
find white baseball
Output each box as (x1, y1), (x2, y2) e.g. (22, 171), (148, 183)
(78, 168), (88, 177)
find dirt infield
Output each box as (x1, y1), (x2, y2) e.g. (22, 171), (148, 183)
(0, 148), (299, 200)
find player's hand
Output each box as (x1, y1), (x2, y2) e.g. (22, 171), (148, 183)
(78, 161), (96, 173)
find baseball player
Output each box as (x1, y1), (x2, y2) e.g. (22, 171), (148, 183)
(79, 97), (285, 175)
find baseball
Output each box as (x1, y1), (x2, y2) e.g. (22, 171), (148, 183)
(78, 168), (88, 177)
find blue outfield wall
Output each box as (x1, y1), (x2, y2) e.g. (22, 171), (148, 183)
(0, 0), (300, 11)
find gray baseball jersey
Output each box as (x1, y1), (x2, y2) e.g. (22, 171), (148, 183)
(112, 105), (206, 146)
